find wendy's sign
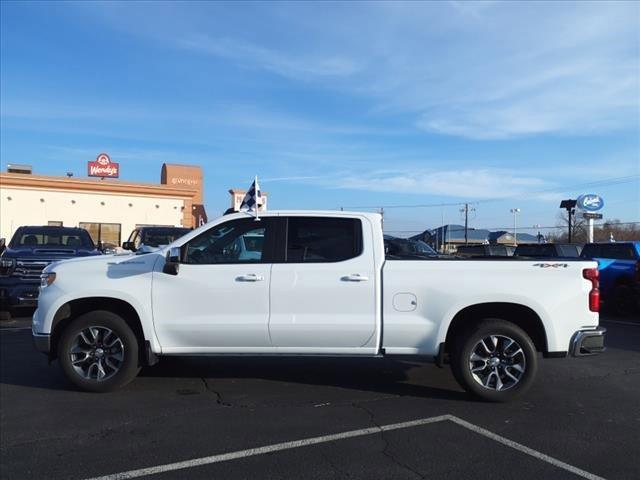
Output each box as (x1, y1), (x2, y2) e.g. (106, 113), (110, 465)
(88, 153), (119, 178)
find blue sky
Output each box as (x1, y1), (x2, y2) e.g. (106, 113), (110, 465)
(1, 1), (638, 235)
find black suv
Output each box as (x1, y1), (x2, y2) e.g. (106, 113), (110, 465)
(0, 226), (101, 316)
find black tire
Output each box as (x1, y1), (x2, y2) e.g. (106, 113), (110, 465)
(450, 319), (538, 402)
(57, 310), (141, 392)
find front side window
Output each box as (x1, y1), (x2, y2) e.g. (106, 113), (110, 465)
(184, 219), (269, 264)
(286, 217), (362, 263)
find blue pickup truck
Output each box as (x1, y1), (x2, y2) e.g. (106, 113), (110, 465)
(580, 242), (640, 316)
(0, 226), (101, 318)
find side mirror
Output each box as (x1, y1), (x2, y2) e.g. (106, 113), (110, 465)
(122, 241), (135, 252)
(163, 246), (181, 275)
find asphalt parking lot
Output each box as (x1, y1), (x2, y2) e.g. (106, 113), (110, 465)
(1, 315), (639, 480)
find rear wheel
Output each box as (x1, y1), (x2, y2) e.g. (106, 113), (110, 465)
(58, 311), (141, 392)
(450, 319), (538, 402)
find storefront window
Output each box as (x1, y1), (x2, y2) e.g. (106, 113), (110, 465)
(79, 222), (121, 247)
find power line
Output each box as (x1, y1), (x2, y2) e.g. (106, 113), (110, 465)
(384, 221), (640, 234)
(340, 174), (640, 210)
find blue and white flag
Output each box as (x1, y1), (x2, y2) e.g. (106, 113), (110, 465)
(239, 176), (263, 214)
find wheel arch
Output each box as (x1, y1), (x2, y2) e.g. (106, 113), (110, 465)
(49, 297), (146, 361)
(444, 302), (548, 355)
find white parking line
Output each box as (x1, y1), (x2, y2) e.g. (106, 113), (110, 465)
(83, 414), (605, 480)
(447, 416), (605, 480)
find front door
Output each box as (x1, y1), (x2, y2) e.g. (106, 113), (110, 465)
(152, 217), (276, 352)
(269, 216), (377, 351)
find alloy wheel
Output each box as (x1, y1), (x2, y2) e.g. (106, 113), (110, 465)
(69, 326), (125, 381)
(468, 335), (526, 391)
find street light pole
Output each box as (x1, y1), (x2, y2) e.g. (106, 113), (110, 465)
(533, 224), (542, 243)
(510, 208), (521, 246)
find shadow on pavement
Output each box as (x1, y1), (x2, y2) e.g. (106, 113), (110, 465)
(138, 355), (470, 402)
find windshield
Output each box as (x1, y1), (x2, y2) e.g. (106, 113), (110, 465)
(142, 228), (191, 247)
(10, 229), (94, 249)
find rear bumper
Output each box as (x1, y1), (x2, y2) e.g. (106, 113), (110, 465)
(570, 327), (606, 356)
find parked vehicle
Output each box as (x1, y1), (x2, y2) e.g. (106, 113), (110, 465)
(514, 243), (582, 258)
(383, 235), (439, 258)
(122, 226), (191, 253)
(455, 245), (515, 257)
(0, 226), (100, 317)
(33, 211), (605, 401)
(580, 242), (640, 315)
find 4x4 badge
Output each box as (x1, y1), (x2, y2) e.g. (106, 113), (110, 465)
(532, 263), (569, 268)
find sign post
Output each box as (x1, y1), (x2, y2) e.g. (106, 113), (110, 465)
(576, 194), (604, 243)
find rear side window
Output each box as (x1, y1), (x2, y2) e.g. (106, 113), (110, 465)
(286, 217), (362, 263)
(558, 245), (580, 257)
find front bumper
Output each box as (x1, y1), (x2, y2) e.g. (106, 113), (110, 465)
(0, 280), (40, 309)
(32, 331), (51, 354)
(570, 327), (606, 356)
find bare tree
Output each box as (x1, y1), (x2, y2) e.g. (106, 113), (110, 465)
(551, 210), (587, 243)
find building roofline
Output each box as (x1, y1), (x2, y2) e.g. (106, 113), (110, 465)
(0, 172), (199, 199)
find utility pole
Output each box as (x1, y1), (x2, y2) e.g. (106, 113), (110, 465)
(459, 203), (475, 245)
(510, 208), (521, 246)
(560, 199), (577, 244)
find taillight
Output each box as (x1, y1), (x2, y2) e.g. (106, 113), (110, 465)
(583, 268), (600, 312)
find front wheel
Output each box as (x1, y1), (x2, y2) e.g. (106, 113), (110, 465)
(450, 319), (538, 402)
(58, 311), (141, 392)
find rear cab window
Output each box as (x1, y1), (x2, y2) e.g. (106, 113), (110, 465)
(597, 244), (638, 260)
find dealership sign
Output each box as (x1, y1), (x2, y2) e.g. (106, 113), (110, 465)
(576, 194), (604, 212)
(88, 153), (119, 178)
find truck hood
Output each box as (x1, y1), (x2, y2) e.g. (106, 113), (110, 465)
(43, 251), (164, 278)
(2, 247), (101, 259)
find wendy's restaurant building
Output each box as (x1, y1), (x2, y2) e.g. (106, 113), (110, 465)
(0, 158), (207, 247)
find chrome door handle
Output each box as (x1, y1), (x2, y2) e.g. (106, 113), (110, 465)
(236, 274), (264, 282)
(342, 274), (369, 282)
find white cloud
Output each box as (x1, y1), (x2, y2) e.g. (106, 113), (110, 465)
(28, 1), (640, 140)
(333, 168), (548, 199)
(179, 35), (361, 79)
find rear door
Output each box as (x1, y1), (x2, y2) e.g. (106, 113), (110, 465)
(269, 216), (377, 351)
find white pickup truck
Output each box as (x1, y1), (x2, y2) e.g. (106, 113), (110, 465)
(32, 211), (606, 401)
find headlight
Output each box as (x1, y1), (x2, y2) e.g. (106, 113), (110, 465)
(40, 272), (56, 288)
(0, 257), (16, 276)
